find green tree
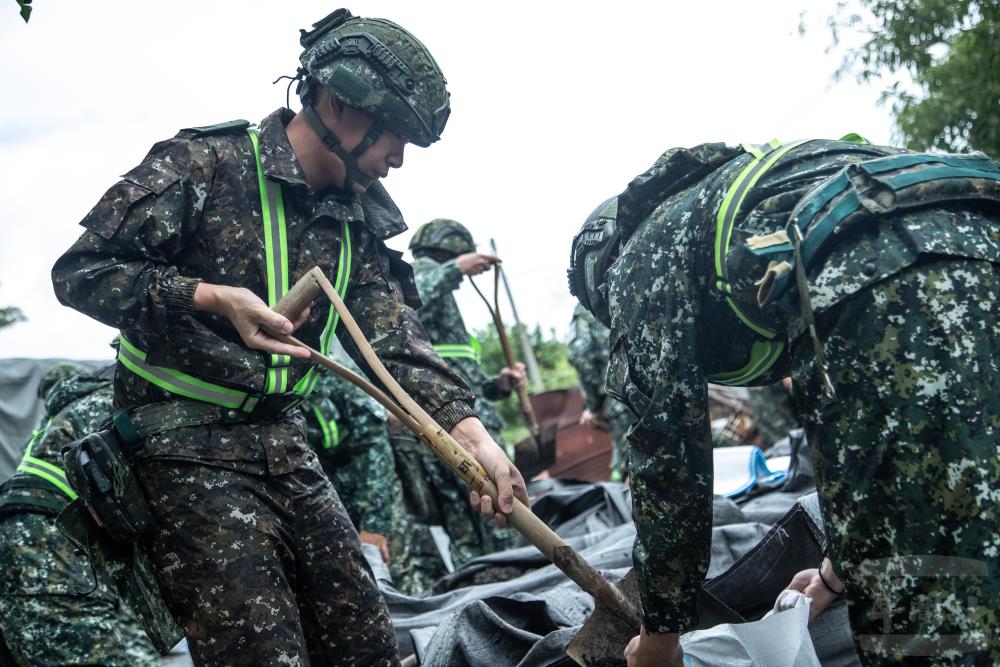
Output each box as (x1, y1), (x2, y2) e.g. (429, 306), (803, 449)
(827, 0), (999, 156)
(15, 0), (31, 22)
(475, 324), (578, 445)
(0, 281), (25, 330)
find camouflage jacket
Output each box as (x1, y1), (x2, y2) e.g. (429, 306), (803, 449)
(4, 366), (113, 509)
(410, 256), (506, 435)
(301, 369), (397, 536)
(51, 109), (476, 471)
(604, 139), (1000, 633)
(566, 303), (627, 419)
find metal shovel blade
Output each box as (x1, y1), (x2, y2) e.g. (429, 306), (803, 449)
(566, 569), (640, 666)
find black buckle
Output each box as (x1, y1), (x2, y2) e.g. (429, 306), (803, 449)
(248, 392), (302, 421)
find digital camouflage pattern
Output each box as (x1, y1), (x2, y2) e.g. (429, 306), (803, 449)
(409, 254), (507, 441)
(49, 108), (483, 663)
(135, 455), (396, 666)
(599, 138), (999, 664)
(745, 381), (799, 447)
(302, 367), (445, 595)
(299, 11), (450, 148)
(408, 218), (476, 256)
(408, 251), (519, 561)
(0, 365), (159, 666)
(566, 303), (634, 479)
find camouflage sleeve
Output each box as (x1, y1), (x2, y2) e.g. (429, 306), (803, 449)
(411, 257), (463, 304)
(34, 387), (114, 464)
(50, 138), (213, 334)
(606, 247), (713, 635)
(339, 232), (476, 433)
(566, 307), (611, 413)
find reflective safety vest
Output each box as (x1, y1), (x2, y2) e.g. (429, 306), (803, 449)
(310, 406), (342, 450)
(14, 418), (78, 501)
(708, 138), (810, 386)
(117, 128), (353, 410)
(433, 334), (482, 365)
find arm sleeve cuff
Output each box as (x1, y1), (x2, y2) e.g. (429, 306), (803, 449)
(157, 275), (202, 314)
(432, 400), (478, 433)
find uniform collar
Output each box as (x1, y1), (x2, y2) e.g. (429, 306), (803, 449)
(256, 108), (311, 190)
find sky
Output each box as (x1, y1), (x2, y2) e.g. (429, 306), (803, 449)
(0, 0), (893, 360)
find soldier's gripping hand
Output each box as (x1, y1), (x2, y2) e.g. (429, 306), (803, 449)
(194, 283), (311, 358)
(497, 362), (527, 394)
(624, 628), (684, 667)
(450, 416), (529, 528)
(455, 252), (501, 276)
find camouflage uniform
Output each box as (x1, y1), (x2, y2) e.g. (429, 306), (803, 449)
(597, 139), (999, 664)
(51, 109), (478, 666)
(745, 381), (799, 448)
(566, 303), (635, 479)
(302, 368), (445, 595)
(408, 255), (518, 564)
(0, 365), (158, 666)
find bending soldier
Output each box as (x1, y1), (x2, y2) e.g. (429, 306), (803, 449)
(569, 138), (1000, 665)
(51, 9), (526, 665)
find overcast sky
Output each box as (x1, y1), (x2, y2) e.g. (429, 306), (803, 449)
(0, 1), (892, 360)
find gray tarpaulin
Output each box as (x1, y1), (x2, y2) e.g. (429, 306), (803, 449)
(366, 440), (859, 666)
(0, 358), (110, 480)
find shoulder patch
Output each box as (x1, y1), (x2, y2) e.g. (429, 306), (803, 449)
(179, 119), (251, 138)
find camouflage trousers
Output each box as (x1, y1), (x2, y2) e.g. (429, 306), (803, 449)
(0, 510), (159, 666)
(793, 256), (1000, 666)
(135, 452), (398, 667)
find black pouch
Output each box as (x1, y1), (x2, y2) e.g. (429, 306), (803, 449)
(62, 414), (154, 542)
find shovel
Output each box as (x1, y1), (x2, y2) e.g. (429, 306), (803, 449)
(272, 267), (640, 665)
(467, 266), (558, 480)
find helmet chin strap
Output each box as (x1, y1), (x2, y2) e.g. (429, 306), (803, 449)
(303, 104), (384, 192)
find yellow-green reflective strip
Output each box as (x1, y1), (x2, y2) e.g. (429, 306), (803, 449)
(320, 221), (353, 357)
(708, 340), (785, 386)
(329, 418), (340, 447)
(118, 335), (250, 410)
(434, 344), (480, 361)
(17, 462), (77, 501)
(312, 406), (332, 449)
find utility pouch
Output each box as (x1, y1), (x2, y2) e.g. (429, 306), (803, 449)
(62, 413), (154, 542)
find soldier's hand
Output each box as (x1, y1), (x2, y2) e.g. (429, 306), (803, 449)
(497, 363), (527, 393)
(455, 252), (501, 276)
(450, 417), (529, 528)
(359, 530), (390, 563)
(194, 283), (311, 358)
(624, 628), (683, 667)
(784, 558), (844, 621)
(579, 409), (609, 430)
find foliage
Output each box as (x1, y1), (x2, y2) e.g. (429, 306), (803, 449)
(15, 0), (31, 22)
(0, 282), (25, 330)
(827, 0), (999, 156)
(474, 324), (579, 444)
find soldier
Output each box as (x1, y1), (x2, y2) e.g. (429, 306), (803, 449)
(302, 366), (446, 595)
(566, 302), (635, 480)
(0, 363), (159, 666)
(51, 9), (526, 666)
(568, 139), (1000, 665)
(406, 219), (526, 565)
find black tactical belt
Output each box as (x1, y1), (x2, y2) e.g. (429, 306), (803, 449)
(124, 393), (302, 442)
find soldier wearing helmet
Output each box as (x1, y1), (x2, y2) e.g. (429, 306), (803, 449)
(402, 219), (528, 564)
(52, 9), (527, 665)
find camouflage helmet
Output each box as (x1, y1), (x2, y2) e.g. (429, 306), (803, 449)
(409, 219), (475, 256)
(298, 9), (450, 148)
(567, 197), (620, 326)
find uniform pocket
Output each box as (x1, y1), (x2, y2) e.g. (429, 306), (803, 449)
(79, 160), (183, 241)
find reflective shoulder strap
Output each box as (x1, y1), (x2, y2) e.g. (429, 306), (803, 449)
(15, 418), (78, 501)
(435, 334), (483, 363)
(708, 138), (809, 385)
(294, 220), (354, 399)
